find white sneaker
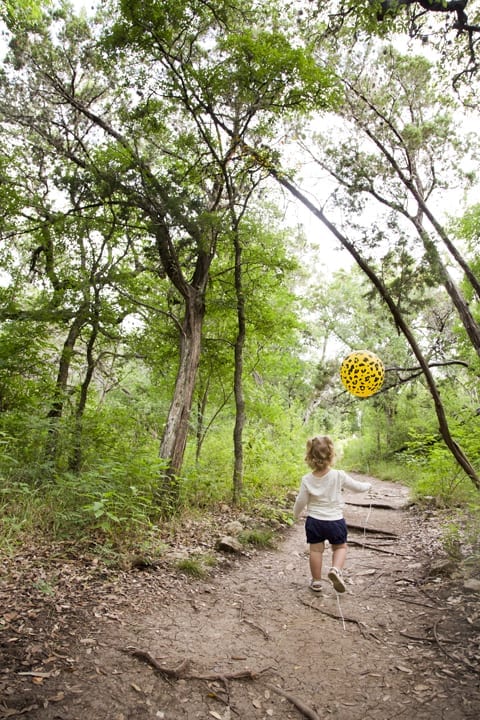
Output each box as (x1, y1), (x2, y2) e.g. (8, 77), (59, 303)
(328, 567), (346, 593)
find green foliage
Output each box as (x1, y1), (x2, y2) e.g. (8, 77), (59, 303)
(33, 577), (56, 595)
(0, 480), (40, 552)
(440, 522), (463, 562)
(215, 29), (340, 114)
(452, 204), (480, 253)
(1, 0), (480, 566)
(1, 0), (48, 27)
(437, 506), (480, 572)
(241, 420), (305, 502)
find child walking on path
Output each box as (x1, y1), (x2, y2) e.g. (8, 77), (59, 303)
(293, 435), (372, 593)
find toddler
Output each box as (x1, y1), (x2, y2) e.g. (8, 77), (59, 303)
(293, 435), (372, 593)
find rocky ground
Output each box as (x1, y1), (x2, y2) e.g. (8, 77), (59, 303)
(1, 475), (480, 719)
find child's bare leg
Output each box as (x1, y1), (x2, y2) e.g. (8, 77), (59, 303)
(309, 542), (324, 580)
(328, 543), (347, 593)
(331, 543), (347, 571)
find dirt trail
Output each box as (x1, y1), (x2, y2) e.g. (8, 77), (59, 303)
(1, 475), (480, 719)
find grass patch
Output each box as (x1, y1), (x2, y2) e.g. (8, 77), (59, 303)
(238, 527), (276, 549)
(175, 556), (209, 578)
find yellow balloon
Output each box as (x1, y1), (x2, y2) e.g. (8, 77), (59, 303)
(340, 351), (385, 398)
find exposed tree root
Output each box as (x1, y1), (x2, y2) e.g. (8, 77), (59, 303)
(128, 648), (322, 719)
(433, 621), (479, 675)
(128, 648), (263, 681)
(298, 597), (378, 640)
(264, 682), (320, 720)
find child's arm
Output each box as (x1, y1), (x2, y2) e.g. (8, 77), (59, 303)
(293, 482), (309, 519)
(342, 472), (372, 494)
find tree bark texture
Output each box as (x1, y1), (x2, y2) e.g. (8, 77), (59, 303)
(158, 287), (206, 505)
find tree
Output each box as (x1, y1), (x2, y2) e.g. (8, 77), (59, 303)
(97, 0), (337, 497)
(1, 0), (47, 26)
(268, 168), (480, 488)
(302, 46), (480, 360)
(1, 0), (338, 505)
(298, 1), (480, 103)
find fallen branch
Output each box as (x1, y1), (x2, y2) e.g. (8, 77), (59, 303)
(389, 596), (437, 609)
(128, 650), (191, 678)
(264, 682), (320, 720)
(399, 629), (458, 644)
(298, 597), (383, 642)
(399, 630), (434, 643)
(355, 571), (386, 595)
(348, 540), (408, 556)
(241, 617), (269, 638)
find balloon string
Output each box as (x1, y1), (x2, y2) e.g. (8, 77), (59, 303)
(333, 498), (373, 631)
(363, 502), (373, 547)
(336, 591), (346, 632)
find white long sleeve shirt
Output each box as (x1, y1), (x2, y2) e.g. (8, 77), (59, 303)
(293, 469), (372, 521)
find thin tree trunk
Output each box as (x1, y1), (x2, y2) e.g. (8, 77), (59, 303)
(275, 173), (480, 490)
(347, 81), (480, 301)
(232, 226), (246, 505)
(69, 297), (100, 473)
(414, 224), (480, 358)
(195, 379), (209, 464)
(45, 309), (87, 463)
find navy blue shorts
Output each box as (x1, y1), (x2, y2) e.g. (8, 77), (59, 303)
(305, 517), (347, 546)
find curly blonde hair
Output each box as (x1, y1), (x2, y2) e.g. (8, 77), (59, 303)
(305, 435), (335, 472)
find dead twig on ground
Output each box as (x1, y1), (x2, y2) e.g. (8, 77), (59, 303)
(264, 682), (320, 720)
(399, 628), (458, 644)
(241, 617), (269, 638)
(128, 650), (191, 678)
(237, 600), (269, 639)
(355, 571), (387, 595)
(389, 595), (438, 609)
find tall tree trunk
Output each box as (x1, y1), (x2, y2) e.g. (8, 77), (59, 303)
(275, 173), (480, 490)
(45, 308), (87, 463)
(158, 288), (205, 507)
(232, 227), (246, 505)
(69, 296), (100, 473)
(149, 211), (215, 509)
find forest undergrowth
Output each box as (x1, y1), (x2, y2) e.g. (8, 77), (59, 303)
(1, 476), (480, 720)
